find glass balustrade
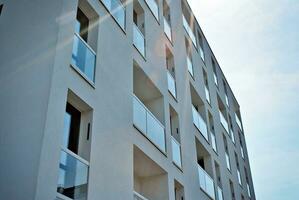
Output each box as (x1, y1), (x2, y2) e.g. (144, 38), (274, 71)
(198, 165), (215, 199)
(171, 136), (182, 168)
(71, 33), (96, 82)
(211, 132), (217, 152)
(225, 152), (231, 171)
(163, 17), (172, 41)
(134, 191), (149, 200)
(101, 0), (125, 29)
(182, 15), (197, 47)
(199, 46), (205, 61)
(187, 56), (194, 77)
(57, 149), (89, 200)
(247, 183), (251, 197)
(133, 24), (145, 57)
(225, 94), (229, 107)
(217, 186), (224, 200)
(241, 146), (245, 159)
(237, 170), (242, 185)
(231, 128), (235, 144)
(192, 105), (208, 141)
(213, 73), (218, 86)
(167, 71), (176, 98)
(219, 111), (229, 133)
(145, 0), (159, 21)
(205, 86), (210, 104)
(133, 95), (166, 152)
(235, 113), (243, 131)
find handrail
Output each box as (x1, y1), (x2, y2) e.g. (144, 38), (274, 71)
(61, 147), (90, 166)
(133, 94), (165, 129)
(74, 32), (96, 55)
(134, 191), (149, 200)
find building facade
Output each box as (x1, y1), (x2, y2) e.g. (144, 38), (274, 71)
(0, 0), (255, 200)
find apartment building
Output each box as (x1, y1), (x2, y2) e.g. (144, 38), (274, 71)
(0, 0), (255, 200)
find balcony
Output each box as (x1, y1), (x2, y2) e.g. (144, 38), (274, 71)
(211, 132), (217, 152)
(192, 105), (208, 141)
(205, 86), (210, 104)
(167, 71), (176, 98)
(101, 0), (125, 29)
(217, 186), (223, 200)
(198, 164), (215, 199)
(71, 33), (96, 82)
(187, 56), (194, 77)
(133, 24), (145, 57)
(219, 110), (229, 133)
(145, 0), (159, 21)
(134, 191), (149, 200)
(133, 95), (166, 152)
(171, 136), (182, 168)
(182, 15), (197, 47)
(57, 148), (89, 200)
(235, 113), (243, 131)
(134, 146), (169, 200)
(163, 17), (172, 41)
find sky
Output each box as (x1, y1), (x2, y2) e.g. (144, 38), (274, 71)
(187, 0), (299, 199)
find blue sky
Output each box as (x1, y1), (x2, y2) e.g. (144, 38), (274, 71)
(187, 0), (299, 199)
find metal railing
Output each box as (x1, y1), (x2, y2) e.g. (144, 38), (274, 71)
(133, 24), (145, 57)
(71, 33), (96, 82)
(167, 71), (176, 98)
(171, 136), (182, 168)
(163, 17), (172, 41)
(133, 95), (166, 152)
(192, 105), (208, 141)
(101, 0), (125, 29)
(198, 164), (215, 199)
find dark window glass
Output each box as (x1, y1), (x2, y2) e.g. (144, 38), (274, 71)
(75, 8), (89, 42)
(63, 103), (81, 154)
(0, 4), (3, 15)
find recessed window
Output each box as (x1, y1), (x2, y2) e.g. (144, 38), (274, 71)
(0, 4), (3, 15)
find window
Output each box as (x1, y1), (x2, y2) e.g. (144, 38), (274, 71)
(71, 4), (98, 83)
(212, 58), (218, 86)
(133, 1), (146, 57)
(57, 94), (93, 200)
(198, 31), (205, 61)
